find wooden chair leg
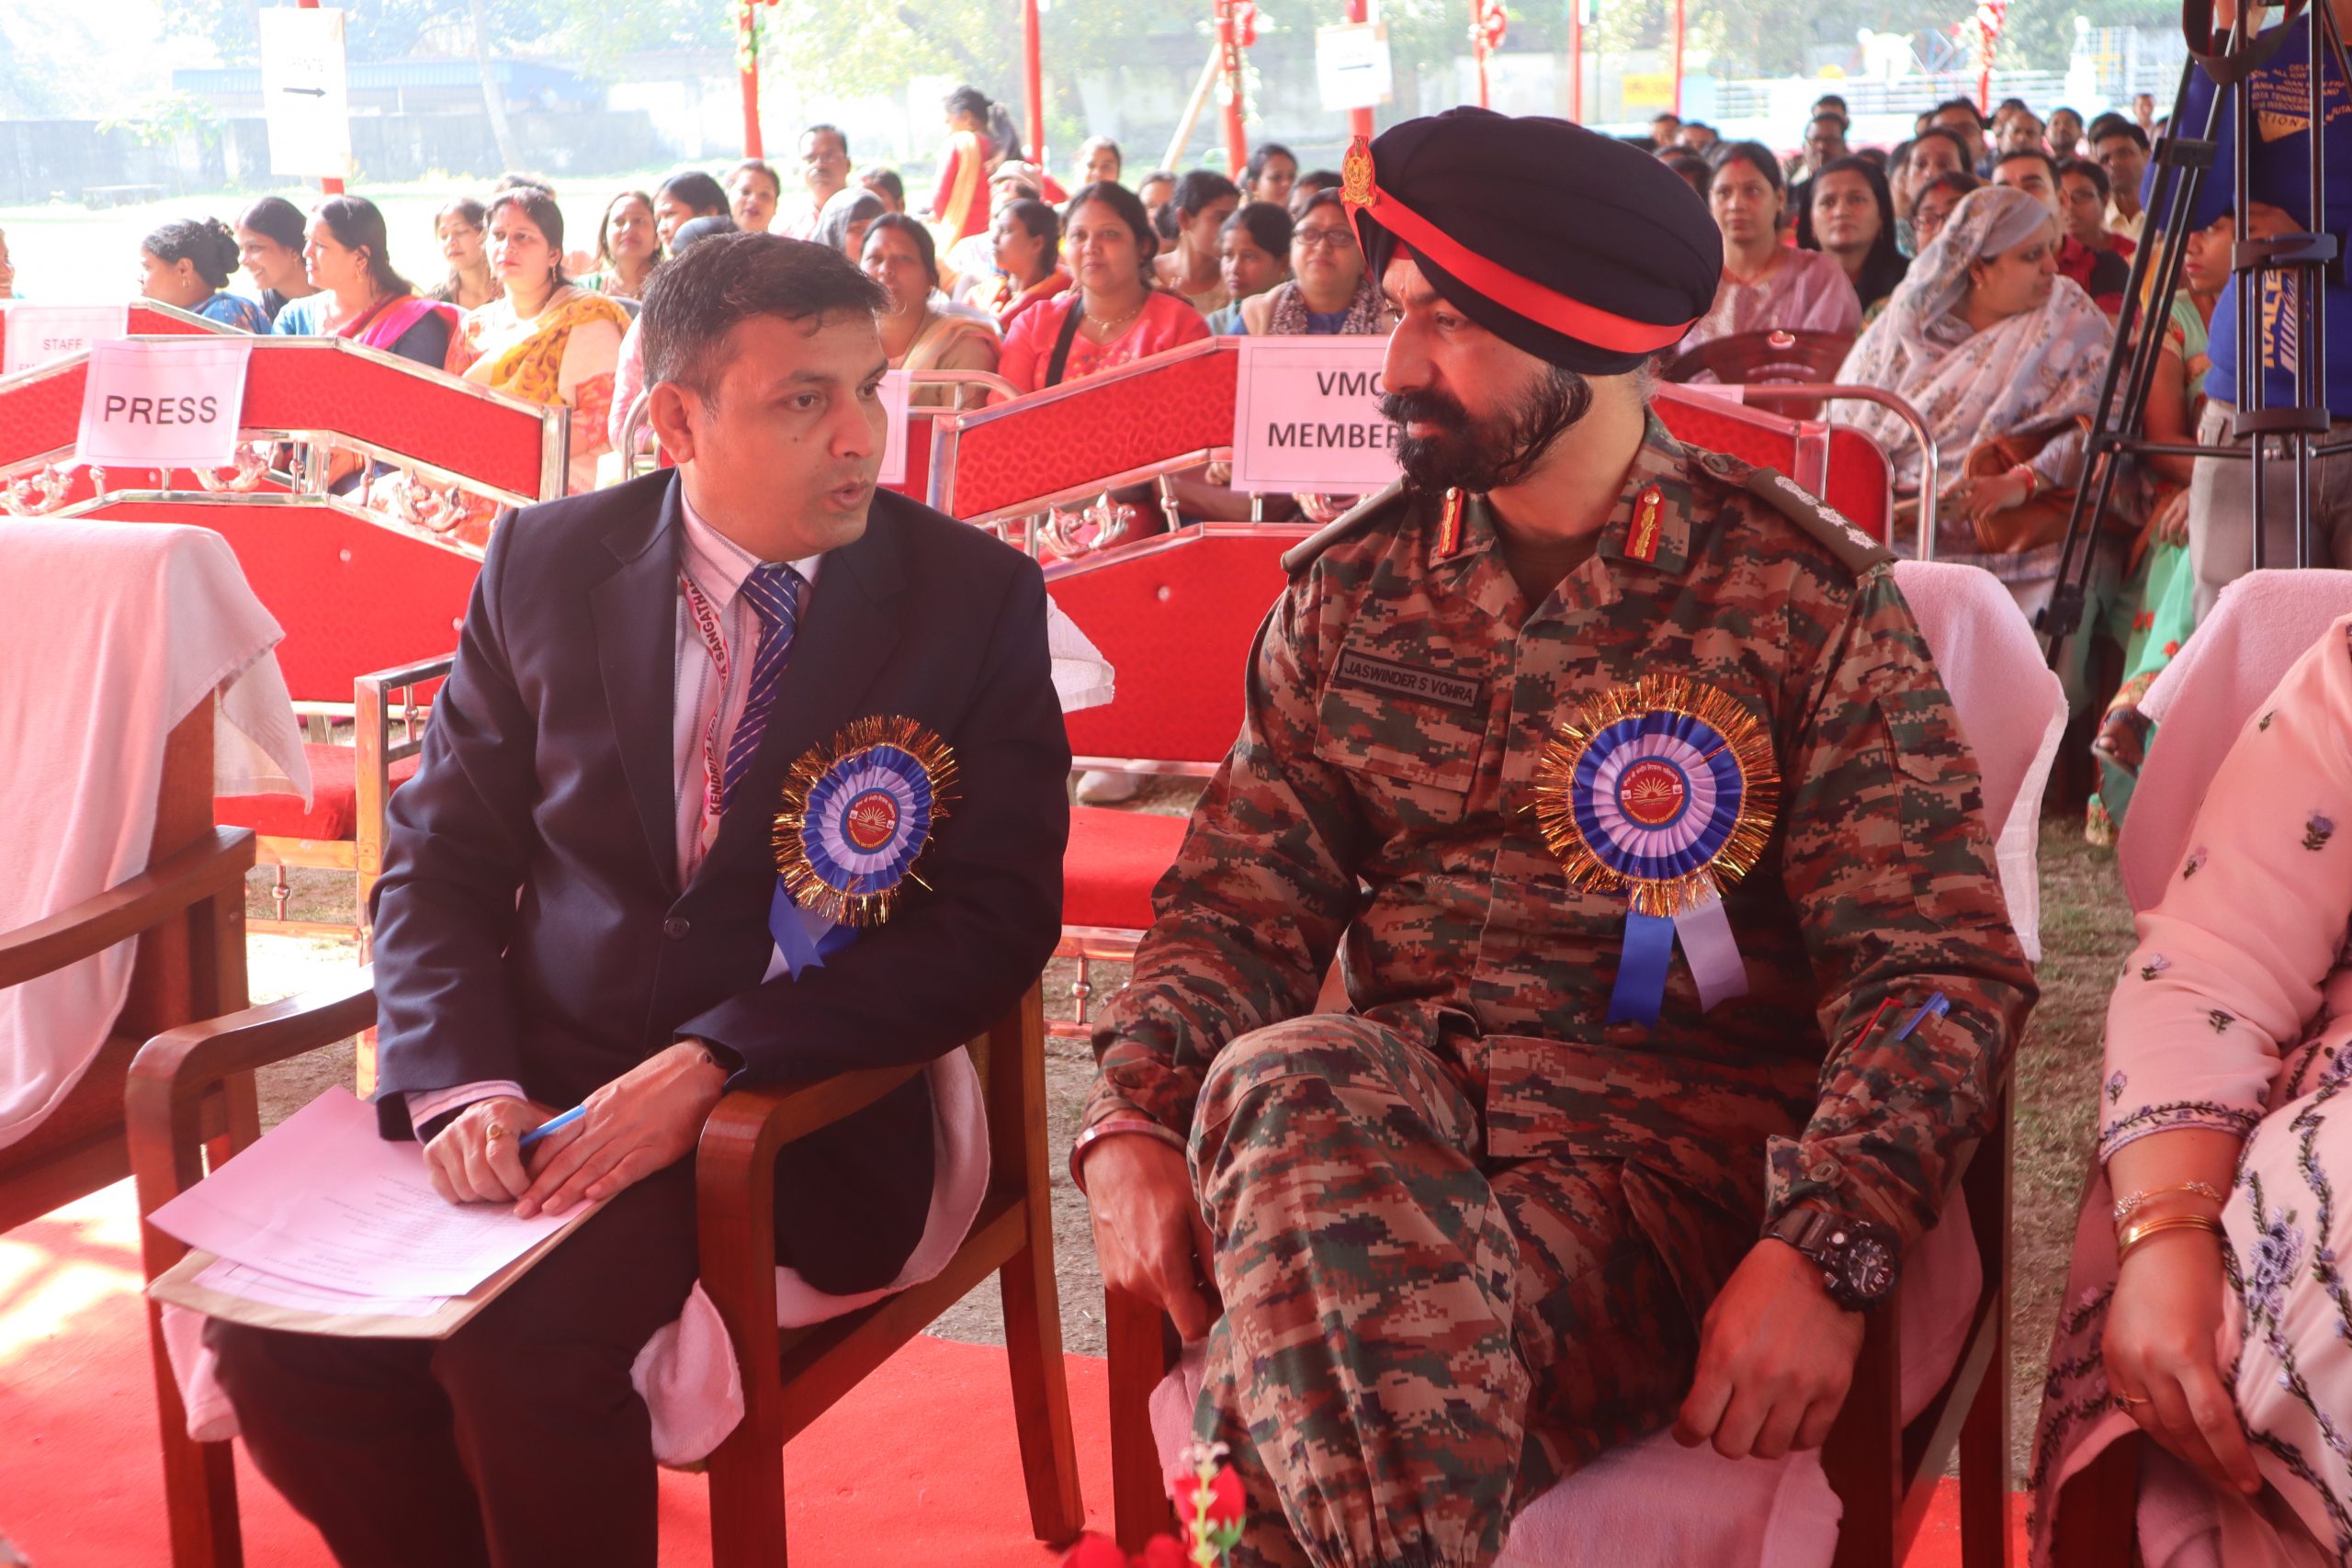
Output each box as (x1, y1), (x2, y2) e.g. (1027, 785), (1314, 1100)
(1000, 1209), (1085, 1547)
(1107, 1290), (1180, 1551)
(2051, 1437), (2142, 1568)
(144, 1301), (242, 1568)
(1958, 1303), (2013, 1568)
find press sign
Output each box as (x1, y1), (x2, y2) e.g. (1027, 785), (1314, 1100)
(1229, 336), (1400, 493)
(74, 338), (254, 469)
(3, 304), (128, 377)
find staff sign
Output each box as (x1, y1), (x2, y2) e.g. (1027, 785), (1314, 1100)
(75, 339), (254, 470)
(3, 304), (128, 378)
(1230, 336), (1399, 493)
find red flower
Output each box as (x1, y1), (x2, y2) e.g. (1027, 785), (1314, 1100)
(1138, 1538), (1191, 1568)
(1060, 1533), (1136, 1568)
(1203, 1463), (1246, 1528)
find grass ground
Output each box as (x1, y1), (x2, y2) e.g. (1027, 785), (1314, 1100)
(242, 795), (2135, 1484)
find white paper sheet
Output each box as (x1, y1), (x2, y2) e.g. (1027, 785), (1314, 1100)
(148, 1087), (582, 1298)
(192, 1255), (447, 1319)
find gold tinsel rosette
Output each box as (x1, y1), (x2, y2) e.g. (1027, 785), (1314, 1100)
(1529, 675), (1779, 919)
(770, 716), (959, 929)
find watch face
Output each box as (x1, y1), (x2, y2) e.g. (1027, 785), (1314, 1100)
(1843, 1234), (1895, 1302)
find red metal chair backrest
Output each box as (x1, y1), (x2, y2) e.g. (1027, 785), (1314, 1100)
(1050, 525), (1306, 768)
(1652, 387), (1894, 545)
(937, 341), (1237, 521)
(0, 333), (554, 502)
(884, 409), (940, 503)
(88, 498), (479, 705)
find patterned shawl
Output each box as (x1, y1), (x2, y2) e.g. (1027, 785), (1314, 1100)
(1264, 274), (1385, 335)
(454, 286), (632, 408)
(1835, 186), (2113, 497)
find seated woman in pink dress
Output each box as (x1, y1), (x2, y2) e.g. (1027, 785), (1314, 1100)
(998, 181), (1209, 393)
(2033, 615), (2352, 1568)
(1682, 141), (1861, 351)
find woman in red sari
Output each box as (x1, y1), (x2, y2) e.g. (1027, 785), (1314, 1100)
(929, 85), (998, 245)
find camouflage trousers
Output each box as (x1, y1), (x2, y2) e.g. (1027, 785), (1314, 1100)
(1189, 1013), (1699, 1568)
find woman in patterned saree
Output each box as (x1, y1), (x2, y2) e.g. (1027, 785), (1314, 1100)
(1836, 183), (2128, 704)
(2032, 615), (2352, 1568)
(449, 185), (629, 497)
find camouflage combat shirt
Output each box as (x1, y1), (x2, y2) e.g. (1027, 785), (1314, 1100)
(1084, 415), (2037, 1305)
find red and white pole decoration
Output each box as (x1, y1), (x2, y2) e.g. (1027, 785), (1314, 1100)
(1216, 0), (1254, 179)
(1471, 0), (1507, 109)
(737, 0), (764, 157)
(1567, 0), (1584, 122)
(1023, 0), (1046, 171)
(1971, 0), (2007, 114)
(1342, 0), (1374, 141)
(1670, 0), (1686, 117)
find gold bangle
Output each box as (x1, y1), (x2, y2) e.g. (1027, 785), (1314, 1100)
(2117, 1211), (2226, 1264)
(2112, 1180), (2228, 1223)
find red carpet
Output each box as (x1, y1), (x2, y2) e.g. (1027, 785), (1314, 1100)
(0, 1183), (2022, 1566)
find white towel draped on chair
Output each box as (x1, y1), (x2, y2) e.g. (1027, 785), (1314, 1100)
(0, 519), (309, 1152)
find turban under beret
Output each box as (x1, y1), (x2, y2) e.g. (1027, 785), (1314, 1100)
(1347, 107), (1724, 375)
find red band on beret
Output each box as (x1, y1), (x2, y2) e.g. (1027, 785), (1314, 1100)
(1363, 180), (1700, 355)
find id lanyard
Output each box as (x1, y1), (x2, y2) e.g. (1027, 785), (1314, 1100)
(680, 570), (732, 852)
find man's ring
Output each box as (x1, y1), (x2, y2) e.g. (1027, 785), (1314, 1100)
(2116, 1390), (2153, 1408)
(485, 1123), (509, 1141)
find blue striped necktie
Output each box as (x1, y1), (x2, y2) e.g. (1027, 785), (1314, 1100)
(720, 562), (804, 810)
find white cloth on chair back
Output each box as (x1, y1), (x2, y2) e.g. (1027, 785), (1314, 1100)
(1889, 558), (2068, 959)
(0, 519), (308, 1153)
(2120, 569), (2352, 913)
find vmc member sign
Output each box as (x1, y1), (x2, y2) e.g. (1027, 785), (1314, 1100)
(1229, 336), (1400, 495)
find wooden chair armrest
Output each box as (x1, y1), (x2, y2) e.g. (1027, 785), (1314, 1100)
(0, 827), (254, 987)
(694, 1063), (931, 1258)
(126, 967), (377, 1134)
(355, 654), (456, 694)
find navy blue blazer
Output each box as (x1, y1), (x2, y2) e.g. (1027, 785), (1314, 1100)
(368, 471), (1070, 1152)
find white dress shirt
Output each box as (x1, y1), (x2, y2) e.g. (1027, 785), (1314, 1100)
(405, 493), (826, 1133)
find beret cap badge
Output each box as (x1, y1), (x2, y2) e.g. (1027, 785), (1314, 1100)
(1341, 136), (1378, 210)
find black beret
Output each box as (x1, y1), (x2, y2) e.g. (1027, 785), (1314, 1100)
(1346, 107), (1723, 375)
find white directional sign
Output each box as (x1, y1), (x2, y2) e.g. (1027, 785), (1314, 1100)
(260, 7), (354, 180)
(1317, 22), (1395, 112)
(1230, 336), (1400, 493)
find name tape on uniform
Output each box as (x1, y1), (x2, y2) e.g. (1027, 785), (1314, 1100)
(1230, 336), (1401, 494)
(4, 304), (129, 378)
(877, 368), (911, 488)
(75, 338), (254, 469)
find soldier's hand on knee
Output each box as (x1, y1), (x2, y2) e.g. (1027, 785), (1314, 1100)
(1670, 1239), (1864, 1461)
(1081, 1133), (1220, 1341)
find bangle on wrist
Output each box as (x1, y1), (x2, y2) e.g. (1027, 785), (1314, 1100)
(2117, 1210), (2226, 1264)
(1069, 1115), (1186, 1195)
(2112, 1179), (2228, 1224)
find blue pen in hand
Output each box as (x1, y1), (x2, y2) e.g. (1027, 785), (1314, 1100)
(516, 1104), (585, 1152)
(1893, 992), (1950, 1042)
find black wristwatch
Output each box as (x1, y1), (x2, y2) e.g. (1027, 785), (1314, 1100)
(1767, 1208), (1898, 1311)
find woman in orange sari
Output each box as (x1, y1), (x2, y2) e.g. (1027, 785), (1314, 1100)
(448, 186), (630, 498)
(929, 86), (998, 245)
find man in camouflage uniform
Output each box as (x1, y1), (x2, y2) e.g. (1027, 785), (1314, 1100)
(1074, 108), (2036, 1568)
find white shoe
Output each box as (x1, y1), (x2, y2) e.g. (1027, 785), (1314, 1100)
(1076, 769), (1145, 805)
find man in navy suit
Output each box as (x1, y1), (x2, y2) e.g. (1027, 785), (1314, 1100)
(208, 234), (1070, 1568)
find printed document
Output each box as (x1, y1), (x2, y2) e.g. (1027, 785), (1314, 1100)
(148, 1087), (588, 1299)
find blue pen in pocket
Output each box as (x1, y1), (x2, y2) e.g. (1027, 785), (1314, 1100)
(1893, 992), (1951, 1042)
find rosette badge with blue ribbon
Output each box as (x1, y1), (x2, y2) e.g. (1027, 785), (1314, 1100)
(767, 716), (958, 976)
(1530, 676), (1779, 1029)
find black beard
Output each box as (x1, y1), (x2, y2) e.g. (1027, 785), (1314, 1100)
(1380, 367), (1594, 495)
